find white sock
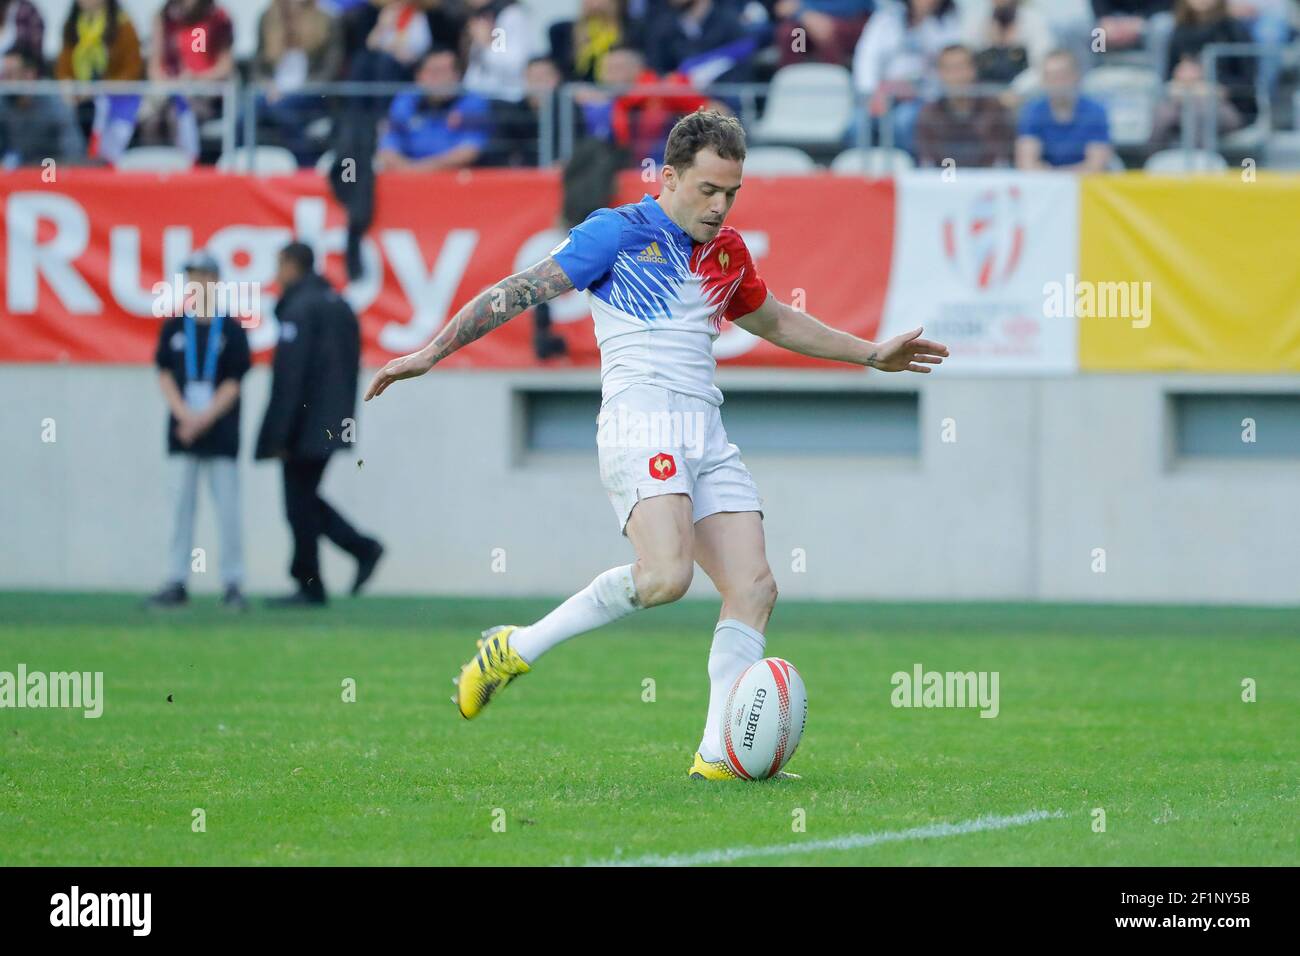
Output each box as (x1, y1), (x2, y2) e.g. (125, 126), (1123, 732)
(511, 565), (641, 664)
(698, 619), (766, 762)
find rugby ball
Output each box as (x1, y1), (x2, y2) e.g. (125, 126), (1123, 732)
(721, 657), (807, 780)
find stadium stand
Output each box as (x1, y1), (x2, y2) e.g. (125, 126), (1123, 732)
(1080, 64), (1163, 146)
(112, 143), (193, 170)
(216, 144), (299, 174)
(1143, 145), (1228, 171)
(1266, 127), (1300, 166)
(751, 62), (855, 150)
(829, 144), (915, 175)
(4, 0), (1300, 173)
(740, 144), (817, 173)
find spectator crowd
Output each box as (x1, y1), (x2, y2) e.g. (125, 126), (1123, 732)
(0, 0), (1297, 172)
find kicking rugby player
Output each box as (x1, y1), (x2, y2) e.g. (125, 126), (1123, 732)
(365, 109), (948, 779)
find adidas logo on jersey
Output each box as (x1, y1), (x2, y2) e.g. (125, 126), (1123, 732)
(636, 241), (669, 264)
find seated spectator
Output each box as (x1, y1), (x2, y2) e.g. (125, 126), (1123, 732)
(1170, 0), (1255, 114)
(1092, 0), (1175, 74)
(0, 0), (42, 58)
(1015, 48), (1113, 170)
(645, 0), (755, 84)
(853, 0), (962, 155)
(775, 0), (875, 67)
(962, 0), (1053, 94)
(358, 0), (434, 81)
(549, 0), (624, 83)
(145, 0), (235, 161)
(1148, 55), (1241, 149)
(592, 44), (713, 165)
(255, 0), (344, 164)
(915, 44), (1015, 167)
(462, 0), (536, 102)
(341, 0), (461, 64)
(1148, 0), (1256, 150)
(376, 48), (489, 170)
(484, 55), (586, 167)
(0, 46), (86, 168)
(574, 41), (643, 141)
(614, 81), (716, 166)
(55, 0), (144, 163)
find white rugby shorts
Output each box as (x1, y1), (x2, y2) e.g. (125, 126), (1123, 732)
(596, 384), (762, 534)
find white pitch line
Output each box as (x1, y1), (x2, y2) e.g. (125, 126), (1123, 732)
(583, 809), (1066, 867)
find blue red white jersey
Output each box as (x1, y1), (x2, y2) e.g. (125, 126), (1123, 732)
(550, 193), (769, 406)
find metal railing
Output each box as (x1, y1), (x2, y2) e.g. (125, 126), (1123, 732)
(4, 45), (1300, 175)
(1200, 41), (1300, 156)
(237, 80), (561, 169)
(0, 79), (239, 161)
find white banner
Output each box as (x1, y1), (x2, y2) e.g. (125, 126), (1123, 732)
(880, 171), (1079, 374)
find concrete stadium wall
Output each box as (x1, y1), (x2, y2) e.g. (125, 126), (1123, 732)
(3, 365), (1298, 605)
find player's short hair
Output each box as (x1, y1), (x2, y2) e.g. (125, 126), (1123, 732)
(664, 109), (747, 172)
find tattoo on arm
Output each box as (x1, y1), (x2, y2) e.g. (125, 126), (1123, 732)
(427, 257), (574, 363)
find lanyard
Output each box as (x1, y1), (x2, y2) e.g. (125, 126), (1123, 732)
(183, 313), (224, 383)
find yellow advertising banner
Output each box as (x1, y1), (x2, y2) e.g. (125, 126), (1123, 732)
(1079, 174), (1300, 371)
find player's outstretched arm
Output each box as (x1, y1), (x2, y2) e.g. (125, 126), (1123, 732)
(364, 256), (574, 400)
(734, 294), (949, 373)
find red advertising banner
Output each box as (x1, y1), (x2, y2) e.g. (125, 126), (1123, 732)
(0, 168), (893, 367)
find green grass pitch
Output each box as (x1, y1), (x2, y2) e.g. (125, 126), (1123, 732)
(1, 593), (1296, 866)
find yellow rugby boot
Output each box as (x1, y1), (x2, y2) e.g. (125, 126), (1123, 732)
(687, 751), (801, 781)
(453, 625), (531, 719)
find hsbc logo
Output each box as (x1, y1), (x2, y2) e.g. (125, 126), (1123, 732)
(941, 186), (1025, 291)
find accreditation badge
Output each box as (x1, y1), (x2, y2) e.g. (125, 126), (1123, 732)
(184, 380), (215, 412)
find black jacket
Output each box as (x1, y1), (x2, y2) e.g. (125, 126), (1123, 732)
(255, 273), (360, 461)
(1168, 18), (1257, 120)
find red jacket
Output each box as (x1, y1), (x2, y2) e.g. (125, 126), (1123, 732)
(610, 69), (709, 158)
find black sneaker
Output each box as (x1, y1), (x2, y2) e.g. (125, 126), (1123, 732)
(352, 540), (385, 596)
(265, 589), (327, 609)
(221, 585), (249, 612)
(143, 583), (188, 609)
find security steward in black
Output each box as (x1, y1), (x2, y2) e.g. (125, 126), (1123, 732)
(256, 242), (384, 606)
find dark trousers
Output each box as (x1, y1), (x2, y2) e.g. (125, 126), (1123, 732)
(283, 455), (371, 597)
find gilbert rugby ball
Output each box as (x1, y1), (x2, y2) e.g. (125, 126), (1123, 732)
(721, 657), (807, 780)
